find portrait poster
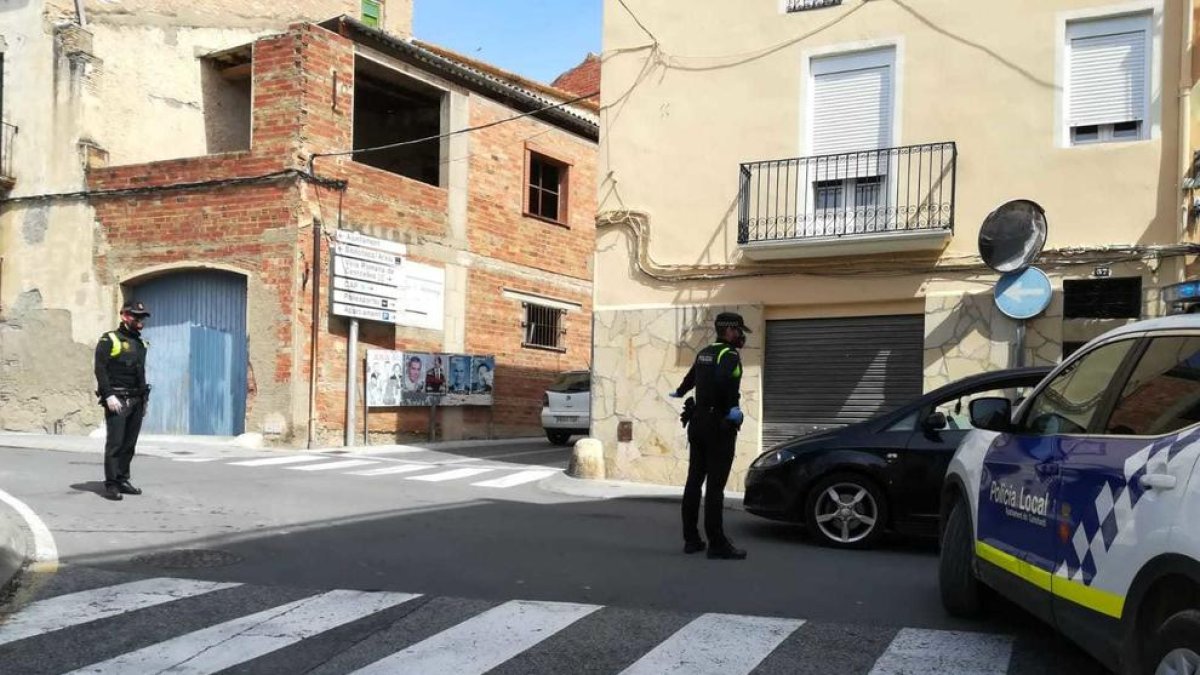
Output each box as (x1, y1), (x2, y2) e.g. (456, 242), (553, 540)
(365, 349), (406, 407)
(366, 350), (494, 407)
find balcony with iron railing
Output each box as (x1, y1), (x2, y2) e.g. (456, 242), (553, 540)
(0, 122), (16, 189)
(736, 142), (957, 260)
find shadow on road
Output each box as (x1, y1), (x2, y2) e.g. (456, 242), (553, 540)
(68, 482), (109, 499)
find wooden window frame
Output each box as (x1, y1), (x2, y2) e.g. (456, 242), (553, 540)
(361, 0), (382, 28)
(524, 147), (571, 227)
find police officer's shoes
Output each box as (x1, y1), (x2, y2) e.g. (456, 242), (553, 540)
(104, 485), (123, 501)
(683, 540), (706, 554)
(707, 542), (747, 560)
(117, 482), (142, 495)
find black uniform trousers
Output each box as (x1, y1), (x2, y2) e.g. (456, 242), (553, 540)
(104, 397), (145, 487)
(681, 412), (737, 546)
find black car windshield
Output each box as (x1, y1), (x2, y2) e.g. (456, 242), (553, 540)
(548, 372), (590, 393)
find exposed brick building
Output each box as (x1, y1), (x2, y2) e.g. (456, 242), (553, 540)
(76, 17), (599, 445)
(551, 53), (601, 105)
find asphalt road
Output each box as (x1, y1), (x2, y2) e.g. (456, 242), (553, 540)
(0, 438), (1106, 673)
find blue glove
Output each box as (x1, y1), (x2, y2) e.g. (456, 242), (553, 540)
(726, 406), (744, 424)
(668, 391), (683, 399)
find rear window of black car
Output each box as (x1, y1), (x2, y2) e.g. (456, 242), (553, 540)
(548, 372), (590, 393)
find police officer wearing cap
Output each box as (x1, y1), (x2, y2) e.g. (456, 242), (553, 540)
(669, 311), (750, 560)
(94, 301), (152, 501)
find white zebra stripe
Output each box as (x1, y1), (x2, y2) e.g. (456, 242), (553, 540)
(229, 455), (326, 467)
(471, 469), (558, 488)
(349, 600), (600, 675)
(406, 467), (494, 482)
(346, 464), (432, 476)
(619, 613), (804, 675)
(288, 459), (379, 472)
(867, 628), (1013, 675)
(0, 578), (238, 646)
(67, 590), (419, 675)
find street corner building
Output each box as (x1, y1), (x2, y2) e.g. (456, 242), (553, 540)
(593, 0), (1200, 488)
(0, 0), (598, 445)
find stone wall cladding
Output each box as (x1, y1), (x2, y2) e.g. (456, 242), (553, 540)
(592, 305), (763, 488)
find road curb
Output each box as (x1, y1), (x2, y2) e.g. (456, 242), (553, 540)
(0, 488), (58, 604)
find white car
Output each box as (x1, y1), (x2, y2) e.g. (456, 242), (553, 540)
(541, 370), (590, 446)
(939, 315), (1200, 675)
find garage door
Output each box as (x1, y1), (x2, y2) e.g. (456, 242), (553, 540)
(763, 315), (924, 446)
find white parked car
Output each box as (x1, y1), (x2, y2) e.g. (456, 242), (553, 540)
(939, 315), (1200, 675)
(541, 370), (590, 446)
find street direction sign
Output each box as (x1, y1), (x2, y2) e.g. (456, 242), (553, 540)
(334, 242), (402, 266)
(332, 303), (398, 323)
(334, 229), (407, 256)
(334, 256), (401, 287)
(333, 276), (403, 300)
(333, 289), (400, 311)
(995, 266), (1053, 320)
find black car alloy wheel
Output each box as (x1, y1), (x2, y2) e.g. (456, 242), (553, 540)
(546, 430), (572, 446)
(1149, 610), (1200, 675)
(938, 499), (982, 618)
(805, 473), (888, 549)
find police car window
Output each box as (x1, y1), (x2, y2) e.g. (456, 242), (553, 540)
(1022, 340), (1134, 435)
(885, 412), (918, 432)
(1105, 336), (1200, 436)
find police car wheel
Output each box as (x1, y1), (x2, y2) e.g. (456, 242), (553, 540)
(938, 500), (982, 618)
(1149, 610), (1200, 675)
(546, 430), (572, 446)
(804, 473), (888, 549)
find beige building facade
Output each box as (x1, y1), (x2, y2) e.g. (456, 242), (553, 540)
(595, 0), (1200, 487)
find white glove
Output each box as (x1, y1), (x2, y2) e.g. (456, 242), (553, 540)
(105, 395), (124, 414)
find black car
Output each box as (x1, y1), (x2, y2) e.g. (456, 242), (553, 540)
(743, 366), (1051, 549)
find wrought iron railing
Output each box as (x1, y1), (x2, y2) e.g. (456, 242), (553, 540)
(0, 122), (16, 182)
(786, 0), (843, 11)
(737, 142), (957, 245)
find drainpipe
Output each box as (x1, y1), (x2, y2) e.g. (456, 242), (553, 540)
(307, 216), (322, 449)
(1179, 0), (1194, 241)
(74, 0), (87, 26)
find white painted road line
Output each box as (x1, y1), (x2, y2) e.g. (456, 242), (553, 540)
(620, 613), (804, 675)
(471, 469), (558, 488)
(346, 464), (432, 477)
(406, 467), (494, 482)
(228, 455), (326, 467)
(288, 459), (379, 472)
(0, 486), (57, 566)
(867, 628), (1013, 675)
(67, 590), (420, 675)
(170, 458), (223, 463)
(0, 578), (239, 646)
(350, 600), (600, 675)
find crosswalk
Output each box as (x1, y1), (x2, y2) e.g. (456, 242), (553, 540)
(172, 452), (560, 490)
(0, 573), (1098, 674)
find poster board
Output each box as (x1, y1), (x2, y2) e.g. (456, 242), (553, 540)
(366, 349), (494, 407)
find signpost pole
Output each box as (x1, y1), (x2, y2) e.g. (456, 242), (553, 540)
(428, 400), (438, 443)
(345, 318), (359, 447)
(1014, 318), (1026, 368)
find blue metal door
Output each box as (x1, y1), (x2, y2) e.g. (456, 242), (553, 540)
(134, 271), (248, 435)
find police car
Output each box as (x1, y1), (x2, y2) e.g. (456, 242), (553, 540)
(939, 315), (1200, 675)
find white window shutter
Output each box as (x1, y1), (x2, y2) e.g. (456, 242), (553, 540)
(1068, 30), (1146, 127)
(812, 65), (892, 156)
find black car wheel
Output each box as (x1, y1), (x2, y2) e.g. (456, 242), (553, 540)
(804, 473), (888, 549)
(939, 499), (982, 618)
(546, 430), (572, 446)
(1147, 610), (1200, 675)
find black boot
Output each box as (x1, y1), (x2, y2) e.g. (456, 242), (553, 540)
(104, 485), (123, 501)
(707, 540), (747, 560)
(118, 482), (142, 495)
(683, 539), (706, 554)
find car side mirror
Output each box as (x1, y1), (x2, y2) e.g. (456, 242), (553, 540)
(924, 411), (948, 431)
(970, 397), (1013, 432)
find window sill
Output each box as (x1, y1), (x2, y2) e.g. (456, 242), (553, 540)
(523, 211), (571, 229)
(522, 342), (567, 353)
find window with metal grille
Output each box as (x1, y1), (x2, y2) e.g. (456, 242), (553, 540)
(1063, 277), (1142, 319)
(526, 151), (569, 224)
(787, 0), (842, 12)
(361, 0), (382, 27)
(523, 303), (566, 351)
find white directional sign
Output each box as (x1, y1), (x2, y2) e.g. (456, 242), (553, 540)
(333, 276), (403, 300)
(332, 303), (399, 323)
(334, 229), (407, 256)
(334, 256), (401, 287)
(333, 289), (401, 311)
(334, 243), (402, 267)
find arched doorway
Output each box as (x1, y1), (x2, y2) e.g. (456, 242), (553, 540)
(132, 270), (248, 435)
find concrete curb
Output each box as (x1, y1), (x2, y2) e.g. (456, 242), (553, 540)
(0, 500), (29, 596)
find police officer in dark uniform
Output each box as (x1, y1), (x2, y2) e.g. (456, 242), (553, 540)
(94, 301), (151, 501)
(670, 312), (749, 560)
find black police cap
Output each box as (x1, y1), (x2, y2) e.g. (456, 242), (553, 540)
(121, 301), (151, 317)
(714, 312), (750, 333)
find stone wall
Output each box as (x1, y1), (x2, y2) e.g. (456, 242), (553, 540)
(592, 305), (763, 488)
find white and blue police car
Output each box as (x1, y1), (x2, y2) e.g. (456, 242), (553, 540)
(939, 315), (1200, 675)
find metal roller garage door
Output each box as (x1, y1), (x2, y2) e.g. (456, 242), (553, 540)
(763, 315), (924, 446)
